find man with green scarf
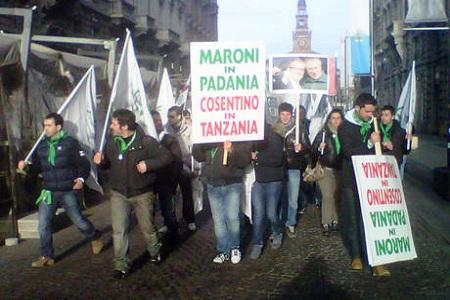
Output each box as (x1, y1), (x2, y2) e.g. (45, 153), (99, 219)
(338, 93), (390, 277)
(380, 105), (407, 166)
(94, 109), (172, 279)
(18, 113), (103, 268)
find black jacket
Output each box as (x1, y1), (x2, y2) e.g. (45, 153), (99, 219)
(380, 119), (406, 166)
(156, 132), (183, 186)
(338, 117), (375, 189)
(101, 128), (172, 197)
(276, 120), (311, 171)
(29, 135), (90, 192)
(312, 126), (342, 170)
(253, 124), (285, 183)
(193, 142), (252, 187)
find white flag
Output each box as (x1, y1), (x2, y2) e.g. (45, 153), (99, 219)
(405, 0), (448, 23)
(395, 61), (416, 134)
(100, 29), (157, 150)
(156, 68), (175, 126)
(25, 66), (103, 193)
(242, 166), (255, 223)
(175, 75), (190, 108)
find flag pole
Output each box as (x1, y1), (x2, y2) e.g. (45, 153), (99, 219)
(373, 117), (382, 155)
(98, 30), (131, 151)
(369, 0), (375, 96)
(406, 60), (415, 151)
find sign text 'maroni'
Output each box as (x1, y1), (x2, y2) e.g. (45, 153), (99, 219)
(200, 48), (260, 64)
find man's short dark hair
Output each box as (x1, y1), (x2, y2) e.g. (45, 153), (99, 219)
(112, 109), (137, 130)
(168, 105), (182, 115)
(150, 110), (160, 117)
(278, 102), (293, 114)
(45, 112), (64, 127)
(354, 93), (377, 108)
(381, 105), (395, 115)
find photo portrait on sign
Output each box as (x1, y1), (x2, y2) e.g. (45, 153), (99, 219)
(269, 54), (329, 94)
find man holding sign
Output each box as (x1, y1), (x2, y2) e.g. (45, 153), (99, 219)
(94, 109), (172, 279)
(190, 41), (264, 263)
(338, 93), (390, 276)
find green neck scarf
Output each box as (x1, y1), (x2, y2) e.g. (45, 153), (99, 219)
(114, 131), (137, 155)
(353, 111), (371, 143)
(47, 130), (66, 166)
(210, 147), (219, 160)
(36, 189), (52, 206)
(380, 122), (393, 142)
(332, 133), (341, 155)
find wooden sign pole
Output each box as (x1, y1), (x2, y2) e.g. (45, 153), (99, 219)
(373, 117), (383, 155)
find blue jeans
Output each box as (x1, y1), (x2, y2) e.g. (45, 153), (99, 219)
(207, 183), (242, 254)
(251, 181), (283, 246)
(281, 169), (301, 227)
(38, 190), (99, 258)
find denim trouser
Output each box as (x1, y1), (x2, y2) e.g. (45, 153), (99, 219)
(251, 181), (283, 246)
(281, 169), (301, 227)
(111, 191), (161, 271)
(38, 190), (99, 258)
(206, 183), (242, 254)
(339, 187), (367, 262)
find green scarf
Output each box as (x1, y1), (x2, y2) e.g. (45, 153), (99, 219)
(332, 133), (341, 155)
(380, 122), (393, 142)
(353, 111), (371, 143)
(114, 131), (137, 154)
(36, 189), (52, 206)
(47, 130), (66, 166)
(210, 147), (219, 160)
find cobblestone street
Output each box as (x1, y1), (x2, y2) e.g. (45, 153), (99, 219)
(1, 167), (449, 299)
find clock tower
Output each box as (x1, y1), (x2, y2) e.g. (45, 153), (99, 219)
(293, 0), (311, 53)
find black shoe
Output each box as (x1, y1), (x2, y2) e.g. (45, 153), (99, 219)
(150, 253), (162, 265)
(112, 269), (129, 280)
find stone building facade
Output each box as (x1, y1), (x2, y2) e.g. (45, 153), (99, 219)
(373, 0), (449, 135)
(0, 0), (218, 89)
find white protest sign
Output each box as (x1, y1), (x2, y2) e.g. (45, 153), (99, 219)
(352, 155), (417, 266)
(190, 42), (266, 143)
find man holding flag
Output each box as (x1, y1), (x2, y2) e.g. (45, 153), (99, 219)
(380, 105), (407, 166)
(18, 113), (103, 268)
(94, 109), (172, 279)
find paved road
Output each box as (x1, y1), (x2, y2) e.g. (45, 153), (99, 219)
(1, 169), (449, 299)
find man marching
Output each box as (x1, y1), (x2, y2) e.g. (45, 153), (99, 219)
(18, 113), (103, 268)
(380, 105), (407, 167)
(93, 109), (172, 279)
(338, 93), (390, 276)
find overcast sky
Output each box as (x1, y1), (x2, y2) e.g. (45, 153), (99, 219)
(217, 0), (368, 57)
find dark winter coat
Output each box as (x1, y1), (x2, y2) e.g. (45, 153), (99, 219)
(380, 119), (406, 166)
(155, 132), (184, 186)
(29, 135), (90, 192)
(312, 126), (342, 170)
(253, 124), (286, 183)
(275, 120), (311, 171)
(101, 127), (172, 197)
(338, 110), (375, 189)
(192, 142), (252, 187)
